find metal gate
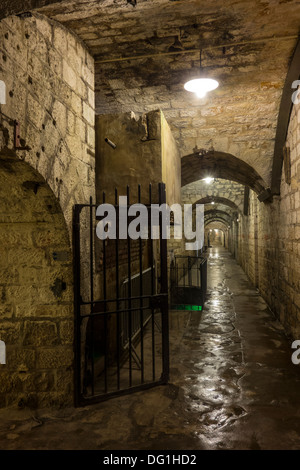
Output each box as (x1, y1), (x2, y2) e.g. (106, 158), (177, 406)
(73, 183), (169, 406)
(170, 255), (207, 310)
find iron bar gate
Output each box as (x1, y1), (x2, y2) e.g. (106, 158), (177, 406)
(73, 183), (169, 406)
(170, 255), (207, 310)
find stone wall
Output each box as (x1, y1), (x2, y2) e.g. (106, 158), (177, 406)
(205, 222), (228, 248)
(0, 13), (95, 230)
(95, 111), (161, 204)
(238, 191), (258, 286)
(95, 110), (180, 206)
(276, 99), (300, 336)
(0, 13), (95, 408)
(0, 155), (73, 408)
(182, 178), (244, 212)
(161, 112), (181, 206)
(238, 193), (280, 322)
(238, 100), (300, 338)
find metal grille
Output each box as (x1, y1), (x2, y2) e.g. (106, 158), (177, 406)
(73, 183), (169, 406)
(170, 255), (207, 309)
(120, 267), (154, 350)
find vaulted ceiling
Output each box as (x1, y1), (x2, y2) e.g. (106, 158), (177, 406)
(1, 0), (300, 189)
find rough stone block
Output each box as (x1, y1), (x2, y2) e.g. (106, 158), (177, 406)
(37, 347), (73, 369)
(52, 99), (67, 135)
(82, 101), (95, 126)
(53, 26), (67, 55)
(63, 59), (77, 89)
(7, 349), (36, 370)
(56, 369), (73, 393)
(0, 371), (22, 393)
(23, 371), (55, 393)
(23, 321), (59, 347)
(59, 320), (74, 344)
(35, 16), (53, 44)
(0, 304), (14, 319)
(0, 323), (21, 344)
(71, 91), (82, 115)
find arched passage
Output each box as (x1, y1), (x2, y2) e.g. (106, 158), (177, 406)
(205, 216), (231, 227)
(181, 151), (268, 195)
(193, 196), (240, 213)
(205, 221), (228, 248)
(0, 152), (73, 409)
(204, 209), (234, 222)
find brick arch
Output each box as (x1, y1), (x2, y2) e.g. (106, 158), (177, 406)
(193, 196), (240, 213)
(205, 217), (230, 227)
(205, 220), (229, 231)
(182, 178), (245, 212)
(204, 209), (233, 224)
(207, 220), (228, 230)
(181, 151), (267, 195)
(205, 203), (237, 217)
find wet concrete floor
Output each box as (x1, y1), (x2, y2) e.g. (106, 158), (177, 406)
(1, 246), (300, 450)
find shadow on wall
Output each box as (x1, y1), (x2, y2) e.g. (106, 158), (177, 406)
(0, 151), (74, 409)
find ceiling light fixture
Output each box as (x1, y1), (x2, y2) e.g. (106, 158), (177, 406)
(184, 49), (219, 99)
(203, 177), (214, 184)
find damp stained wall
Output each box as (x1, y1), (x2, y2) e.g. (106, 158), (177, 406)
(95, 110), (180, 206)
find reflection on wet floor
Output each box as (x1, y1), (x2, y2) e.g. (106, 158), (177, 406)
(171, 247), (300, 449)
(1, 246), (300, 450)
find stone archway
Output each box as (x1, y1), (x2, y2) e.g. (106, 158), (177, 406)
(194, 196), (240, 213)
(205, 209), (234, 223)
(0, 152), (73, 409)
(205, 221), (228, 248)
(181, 151), (268, 196)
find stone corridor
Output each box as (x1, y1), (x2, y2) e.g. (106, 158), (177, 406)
(0, 247), (299, 450)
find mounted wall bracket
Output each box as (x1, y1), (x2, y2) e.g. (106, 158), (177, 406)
(14, 121), (31, 151)
(257, 187), (272, 203)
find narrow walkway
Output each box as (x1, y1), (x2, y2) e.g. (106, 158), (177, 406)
(1, 247), (300, 450)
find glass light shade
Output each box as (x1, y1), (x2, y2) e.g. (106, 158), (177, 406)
(184, 77), (219, 98)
